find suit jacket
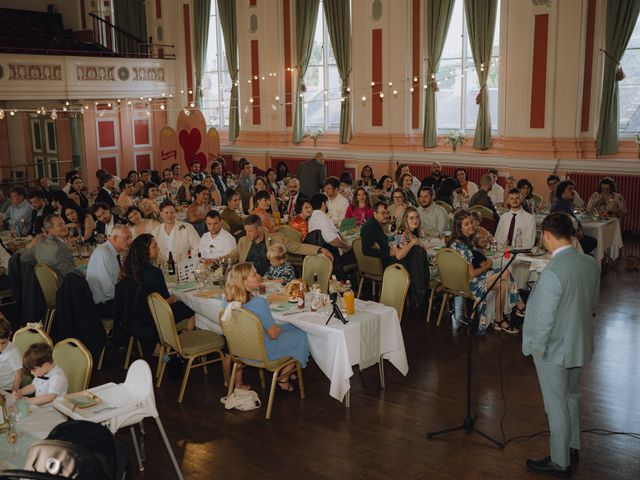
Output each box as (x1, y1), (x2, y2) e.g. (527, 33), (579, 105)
(281, 192), (309, 216)
(296, 159), (326, 198)
(20, 235), (77, 279)
(221, 208), (245, 238)
(95, 214), (124, 236)
(29, 205), (55, 236)
(229, 231), (320, 264)
(213, 174), (228, 202)
(360, 218), (394, 266)
(522, 247), (600, 368)
(95, 188), (116, 208)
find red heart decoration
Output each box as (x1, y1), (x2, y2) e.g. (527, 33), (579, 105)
(178, 128), (207, 171)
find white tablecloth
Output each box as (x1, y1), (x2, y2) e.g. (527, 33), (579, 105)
(174, 290), (409, 402)
(582, 218), (623, 263)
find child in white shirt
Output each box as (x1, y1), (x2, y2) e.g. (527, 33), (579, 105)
(13, 343), (68, 405)
(0, 316), (22, 392)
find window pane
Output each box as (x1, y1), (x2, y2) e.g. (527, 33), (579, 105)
(46, 121), (56, 152)
(620, 17), (640, 134)
(437, 59), (462, 130)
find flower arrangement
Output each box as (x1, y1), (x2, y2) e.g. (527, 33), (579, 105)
(178, 224), (186, 231)
(304, 127), (323, 146)
(444, 130), (466, 152)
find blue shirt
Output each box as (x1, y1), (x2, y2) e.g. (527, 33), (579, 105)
(86, 241), (120, 303)
(7, 200), (33, 235)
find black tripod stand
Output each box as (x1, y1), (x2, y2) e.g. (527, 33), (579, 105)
(427, 252), (522, 448)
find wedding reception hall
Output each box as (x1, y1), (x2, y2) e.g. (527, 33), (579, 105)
(0, 0), (639, 479)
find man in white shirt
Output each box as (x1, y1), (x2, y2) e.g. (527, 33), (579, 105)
(494, 188), (537, 249)
(159, 168), (182, 198)
(86, 224), (131, 318)
(0, 317), (23, 392)
(308, 194), (352, 252)
(488, 168), (505, 206)
(417, 187), (450, 237)
(154, 201), (201, 262)
(323, 177), (349, 226)
(199, 210), (237, 259)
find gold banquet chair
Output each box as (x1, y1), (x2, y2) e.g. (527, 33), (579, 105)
(436, 201), (453, 214)
(434, 248), (478, 327)
(53, 338), (93, 393)
(221, 307), (305, 419)
(379, 264), (410, 321)
(302, 255), (332, 293)
(147, 293), (227, 403)
(34, 263), (61, 335)
(12, 325), (53, 388)
(352, 237), (384, 299)
(276, 225), (304, 269)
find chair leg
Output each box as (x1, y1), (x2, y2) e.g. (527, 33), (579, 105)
(136, 340), (144, 357)
(124, 337), (135, 370)
(201, 355), (208, 375)
(218, 351), (229, 386)
(357, 277), (364, 299)
(266, 367), (280, 420)
(437, 293), (449, 327)
(155, 345), (165, 381)
(178, 357), (195, 403)
(154, 417), (184, 480)
(130, 426), (144, 471)
(296, 362), (305, 399)
(426, 287), (437, 323)
(156, 349), (168, 388)
(378, 356), (385, 389)
(259, 368), (266, 390)
(97, 346), (106, 371)
(345, 389), (350, 408)
(227, 362), (238, 397)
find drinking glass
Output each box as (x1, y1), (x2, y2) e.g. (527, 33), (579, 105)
(6, 426), (18, 455)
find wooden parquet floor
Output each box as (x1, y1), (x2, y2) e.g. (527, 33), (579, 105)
(83, 237), (640, 479)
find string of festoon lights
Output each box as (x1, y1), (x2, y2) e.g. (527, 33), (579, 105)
(0, 57), (497, 121)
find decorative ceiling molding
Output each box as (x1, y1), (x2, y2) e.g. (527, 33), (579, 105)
(8, 64), (62, 81)
(76, 66), (115, 81)
(132, 67), (165, 82)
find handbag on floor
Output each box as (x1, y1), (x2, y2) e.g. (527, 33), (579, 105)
(220, 389), (261, 411)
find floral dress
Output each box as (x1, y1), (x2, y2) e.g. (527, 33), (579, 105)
(264, 262), (296, 283)
(450, 239), (520, 334)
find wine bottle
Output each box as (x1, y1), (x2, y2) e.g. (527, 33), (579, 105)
(168, 251), (176, 276)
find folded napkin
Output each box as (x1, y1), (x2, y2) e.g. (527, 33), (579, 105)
(195, 288), (223, 298)
(173, 281), (197, 291)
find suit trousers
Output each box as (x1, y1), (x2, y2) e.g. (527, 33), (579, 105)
(533, 357), (582, 467)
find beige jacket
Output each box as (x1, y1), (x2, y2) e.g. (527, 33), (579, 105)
(229, 230), (320, 263)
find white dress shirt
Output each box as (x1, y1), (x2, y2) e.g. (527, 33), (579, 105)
(325, 194), (349, 226)
(308, 210), (340, 244)
(489, 183), (505, 206)
(154, 221), (201, 262)
(418, 203), (450, 237)
(33, 364), (68, 401)
(494, 207), (536, 248)
(86, 240), (120, 304)
(0, 341), (22, 390)
(199, 229), (237, 259)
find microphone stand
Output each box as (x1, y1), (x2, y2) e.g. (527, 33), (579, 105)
(426, 251), (522, 448)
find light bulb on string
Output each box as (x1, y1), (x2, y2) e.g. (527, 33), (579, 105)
(184, 108), (191, 116)
(99, 111), (104, 118)
(189, 102), (195, 108)
(324, 101), (329, 106)
(388, 81), (393, 87)
(393, 90), (398, 96)
(249, 98), (254, 104)
(0, 110), (4, 120)
(187, 90), (192, 95)
(51, 109), (57, 120)
(261, 76), (265, 80)
(409, 87), (414, 93)
(127, 100), (132, 105)
(107, 103), (112, 108)
(379, 92), (384, 99)
(10, 111), (15, 116)
(41, 107), (46, 115)
(413, 76), (418, 82)
(361, 95), (367, 102)
(247, 79), (252, 84)
(423, 84), (428, 89)
(62, 107), (67, 112)
(340, 97), (345, 102)
(346, 87), (351, 93)
(160, 105), (166, 110)
(370, 81), (375, 86)
(84, 105), (89, 110)
(169, 94), (174, 98)
(303, 102), (308, 109)
(65, 101), (70, 106)
(146, 111), (152, 117)
(275, 95), (280, 101)
(180, 90), (185, 94)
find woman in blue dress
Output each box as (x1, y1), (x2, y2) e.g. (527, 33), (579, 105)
(224, 263), (309, 392)
(448, 210), (524, 335)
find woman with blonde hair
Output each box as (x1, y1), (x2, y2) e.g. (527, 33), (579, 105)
(223, 263), (309, 392)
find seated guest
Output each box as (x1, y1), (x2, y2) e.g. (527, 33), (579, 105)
(374, 175), (394, 202)
(128, 170), (145, 197)
(176, 174), (194, 204)
(95, 174), (116, 208)
(4, 186), (33, 236)
(471, 211), (494, 247)
(419, 162), (447, 193)
(504, 175), (517, 193)
(86, 224), (132, 317)
(517, 178), (538, 212)
(120, 234), (195, 332)
(308, 194), (353, 266)
(92, 202), (123, 237)
(21, 214), (76, 278)
(124, 206), (159, 239)
(586, 177), (627, 219)
(361, 202), (424, 270)
(390, 188), (407, 231)
(139, 169), (152, 187)
(435, 177), (458, 207)
(357, 164), (377, 188)
(264, 244), (296, 284)
(13, 343), (68, 406)
(275, 161), (289, 184)
(251, 190), (276, 234)
(470, 175), (500, 223)
(28, 191), (55, 236)
(397, 207), (431, 306)
(223, 263), (309, 392)
(211, 160), (228, 203)
(494, 188), (537, 249)
(202, 176), (222, 206)
(117, 179), (135, 210)
(188, 161), (205, 184)
(96, 168), (121, 191)
(154, 201), (201, 262)
(339, 171), (354, 203)
(249, 176), (278, 214)
(49, 190), (69, 215)
(62, 202), (95, 243)
(68, 176), (89, 210)
(222, 189), (245, 238)
(266, 168), (282, 197)
(545, 174), (561, 208)
(139, 182), (161, 220)
(448, 210), (524, 335)
(199, 210), (237, 259)
(236, 160), (255, 212)
(396, 164), (422, 195)
(187, 185), (211, 236)
(417, 186), (449, 237)
(282, 177), (308, 218)
(170, 163), (181, 180)
(62, 169), (80, 194)
(454, 168), (478, 209)
(399, 173), (418, 207)
(324, 177), (349, 225)
(551, 180), (597, 255)
(228, 215), (332, 275)
(159, 168), (181, 199)
(345, 187), (373, 226)
(0, 317), (23, 392)
(289, 199), (313, 241)
(487, 168), (504, 206)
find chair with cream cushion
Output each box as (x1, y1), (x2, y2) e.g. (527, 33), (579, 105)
(352, 237), (384, 299)
(34, 263), (61, 335)
(434, 248), (479, 327)
(302, 255), (332, 293)
(53, 338), (93, 393)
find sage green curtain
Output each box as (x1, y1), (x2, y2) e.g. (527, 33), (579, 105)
(193, 0), (211, 110)
(324, 0), (352, 144)
(596, 0), (640, 155)
(293, 0), (320, 144)
(423, 0), (455, 148)
(113, 0), (147, 55)
(218, 0), (240, 141)
(464, 0), (497, 150)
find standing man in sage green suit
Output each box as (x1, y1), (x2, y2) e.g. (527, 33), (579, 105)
(522, 213), (600, 478)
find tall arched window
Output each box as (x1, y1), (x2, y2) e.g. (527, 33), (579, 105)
(619, 16), (640, 136)
(435, 0), (500, 132)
